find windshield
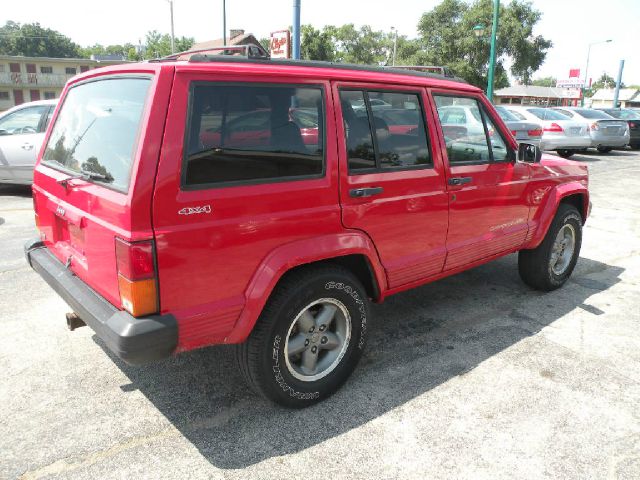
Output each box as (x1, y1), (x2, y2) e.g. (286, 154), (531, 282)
(42, 77), (151, 192)
(526, 108), (570, 121)
(574, 109), (612, 119)
(495, 106), (519, 122)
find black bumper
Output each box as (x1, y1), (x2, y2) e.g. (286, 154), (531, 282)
(25, 239), (177, 365)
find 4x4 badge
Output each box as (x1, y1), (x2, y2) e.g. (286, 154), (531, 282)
(178, 205), (212, 216)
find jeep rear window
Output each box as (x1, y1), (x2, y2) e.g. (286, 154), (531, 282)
(184, 83), (325, 187)
(42, 77), (151, 192)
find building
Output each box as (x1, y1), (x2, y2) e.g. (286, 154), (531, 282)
(590, 88), (640, 108)
(0, 55), (128, 112)
(187, 30), (267, 56)
(493, 85), (581, 107)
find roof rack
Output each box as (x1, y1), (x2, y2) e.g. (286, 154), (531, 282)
(150, 44), (269, 63)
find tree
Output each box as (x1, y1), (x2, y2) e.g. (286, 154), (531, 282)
(586, 73), (624, 98)
(531, 76), (557, 87)
(0, 21), (81, 57)
(325, 24), (390, 64)
(414, 0), (552, 89)
(142, 30), (194, 59)
(300, 25), (335, 62)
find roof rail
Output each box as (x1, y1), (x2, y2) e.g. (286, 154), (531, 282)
(149, 44), (269, 63)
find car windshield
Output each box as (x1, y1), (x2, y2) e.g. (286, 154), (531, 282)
(42, 77), (150, 192)
(526, 108), (570, 121)
(574, 109), (612, 119)
(495, 106), (519, 122)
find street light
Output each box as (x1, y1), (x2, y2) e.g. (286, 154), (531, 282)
(391, 27), (398, 66)
(581, 39), (612, 106)
(472, 0), (500, 102)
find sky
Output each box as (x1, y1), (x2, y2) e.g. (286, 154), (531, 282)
(3, 0), (639, 84)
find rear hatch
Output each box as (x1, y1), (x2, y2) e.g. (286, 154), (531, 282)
(32, 66), (171, 309)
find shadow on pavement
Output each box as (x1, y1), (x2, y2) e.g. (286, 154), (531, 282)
(0, 184), (31, 197)
(99, 253), (623, 469)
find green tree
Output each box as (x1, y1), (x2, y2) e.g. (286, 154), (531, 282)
(414, 0), (552, 89)
(531, 76), (557, 87)
(300, 25), (335, 62)
(0, 21), (81, 57)
(586, 73), (624, 98)
(325, 24), (389, 64)
(143, 30), (194, 59)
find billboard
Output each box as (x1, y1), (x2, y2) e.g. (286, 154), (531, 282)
(556, 78), (585, 89)
(270, 30), (291, 59)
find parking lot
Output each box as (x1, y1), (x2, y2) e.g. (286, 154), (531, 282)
(1, 149), (639, 479)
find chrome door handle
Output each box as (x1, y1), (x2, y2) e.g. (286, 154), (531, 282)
(349, 187), (384, 198)
(21, 143), (34, 150)
(448, 177), (472, 186)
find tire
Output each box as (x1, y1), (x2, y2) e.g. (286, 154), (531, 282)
(630, 144), (640, 151)
(518, 204), (582, 291)
(556, 149), (574, 158)
(597, 146), (612, 153)
(236, 265), (370, 408)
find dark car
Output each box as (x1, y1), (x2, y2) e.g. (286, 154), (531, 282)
(595, 108), (640, 149)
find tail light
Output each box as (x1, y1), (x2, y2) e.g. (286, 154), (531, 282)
(510, 130), (517, 136)
(630, 122), (637, 129)
(115, 237), (158, 317)
(590, 122), (599, 131)
(544, 123), (563, 132)
(527, 128), (542, 137)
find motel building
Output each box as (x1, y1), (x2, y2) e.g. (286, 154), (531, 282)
(493, 85), (581, 107)
(0, 55), (128, 112)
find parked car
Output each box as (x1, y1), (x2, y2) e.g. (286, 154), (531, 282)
(494, 106), (542, 148)
(551, 107), (629, 153)
(595, 108), (640, 149)
(0, 99), (57, 185)
(503, 106), (590, 158)
(25, 55), (590, 408)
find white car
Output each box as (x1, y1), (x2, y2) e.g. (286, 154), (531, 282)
(0, 99), (58, 185)
(503, 106), (590, 158)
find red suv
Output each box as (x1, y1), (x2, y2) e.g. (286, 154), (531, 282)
(25, 53), (589, 407)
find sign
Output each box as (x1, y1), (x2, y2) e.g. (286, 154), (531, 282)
(569, 68), (580, 78)
(270, 30), (291, 59)
(556, 78), (585, 89)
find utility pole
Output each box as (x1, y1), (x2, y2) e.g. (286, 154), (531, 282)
(486, 0), (499, 102)
(292, 0), (301, 59)
(168, 0), (175, 54)
(612, 60), (625, 108)
(391, 27), (398, 66)
(222, 0), (227, 45)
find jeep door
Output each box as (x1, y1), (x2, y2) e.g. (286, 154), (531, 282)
(430, 91), (531, 270)
(152, 68), (343, 350)
(335, 83), (448, 289)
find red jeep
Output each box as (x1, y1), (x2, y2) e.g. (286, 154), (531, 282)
(25, 53), (589, 407)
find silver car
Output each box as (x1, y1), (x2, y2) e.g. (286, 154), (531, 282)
(503, 106), (590, 158)
(494, 106), (542, 148)
(0, 99), (57, 185)
(552, 107), (630, 153)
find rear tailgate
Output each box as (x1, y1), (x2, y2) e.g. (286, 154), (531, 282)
(32, 64), (173, 308)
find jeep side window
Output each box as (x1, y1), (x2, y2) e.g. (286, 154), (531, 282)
(434, 95), (506, 164)
(183, 83), (325, 187)
(339, 89), (431, 172)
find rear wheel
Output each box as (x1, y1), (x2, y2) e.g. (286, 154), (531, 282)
(597, 146), (613, 153)
(236, 265), (370, 408)
(518, 204), (582, 291)
(556, 149), (574, 158)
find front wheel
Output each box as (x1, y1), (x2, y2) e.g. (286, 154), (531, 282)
(597, 146), (613, 153)
(518, 204), (582, 291)
(556, 149), (575, 158)
(236, 265), (370, 408)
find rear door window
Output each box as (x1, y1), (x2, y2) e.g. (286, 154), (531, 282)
(184, 83), (325, 187)
(42, 77), (151, 192)
(339, 89), (431, 172)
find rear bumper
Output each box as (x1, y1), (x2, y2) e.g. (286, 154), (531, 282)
(25, 239), (177, 365)
(590, 133), (630, 148)
(541, 136), (591, 151)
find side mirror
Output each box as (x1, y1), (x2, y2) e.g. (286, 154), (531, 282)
(517, 142), (542, 163)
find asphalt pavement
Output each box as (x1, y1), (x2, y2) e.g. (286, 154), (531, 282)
(1, 149), (639, 479)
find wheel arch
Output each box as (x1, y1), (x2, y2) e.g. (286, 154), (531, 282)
(525, 182), (589, 249)
(225, 232), (386, 344)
